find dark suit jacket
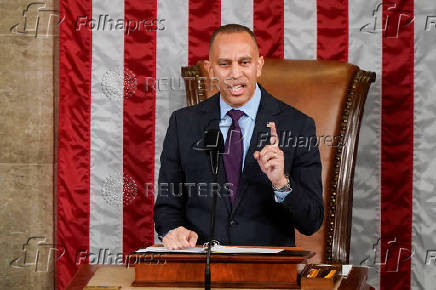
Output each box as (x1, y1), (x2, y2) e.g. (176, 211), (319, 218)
(154, 84), (324, 246)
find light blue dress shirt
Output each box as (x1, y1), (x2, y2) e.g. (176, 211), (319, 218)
(158, 84), (292, 241)
(219, 84), (292, 203)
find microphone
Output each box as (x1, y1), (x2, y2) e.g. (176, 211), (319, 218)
(202, 128), (224, 290)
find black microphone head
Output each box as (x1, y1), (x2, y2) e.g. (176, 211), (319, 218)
(203, 129), (224, 152)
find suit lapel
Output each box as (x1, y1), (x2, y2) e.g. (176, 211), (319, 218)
(198, 94), (232, 216)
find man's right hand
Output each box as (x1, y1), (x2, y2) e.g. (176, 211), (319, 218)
(162, 226), (198, 250)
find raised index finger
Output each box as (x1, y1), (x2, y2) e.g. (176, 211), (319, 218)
(267, 122), (279, 147)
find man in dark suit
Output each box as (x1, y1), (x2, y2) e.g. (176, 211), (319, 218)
(154, 24), (323, 250)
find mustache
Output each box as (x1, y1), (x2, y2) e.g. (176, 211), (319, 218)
(222, 78), (248, 87)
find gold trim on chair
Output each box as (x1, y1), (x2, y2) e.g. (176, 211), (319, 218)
(326, 69), (376, 263)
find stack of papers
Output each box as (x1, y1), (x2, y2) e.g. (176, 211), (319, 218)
(136, 246), (204, 253)
(136, 245), (284, 254)
(211, 245), (283, 254)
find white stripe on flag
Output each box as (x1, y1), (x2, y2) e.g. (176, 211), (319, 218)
(284, 0), (317, 60)
(154, 0), (189, 244)
(347, 0), (382, 287)
(221, 0), (253, 30)
(412, 1), (436, 288)
(89, 0), (124, 258)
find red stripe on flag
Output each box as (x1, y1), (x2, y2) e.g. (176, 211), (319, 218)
(123, 0), (157, 255)
(380, 1), (414, 289)
(253, 0), (284, 58)
(188, 0), (221, 65)
(57, 0), (92, 288)
(316, 0), (348, 61)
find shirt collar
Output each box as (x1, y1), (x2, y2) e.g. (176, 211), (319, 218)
(219, 83), (261, 121)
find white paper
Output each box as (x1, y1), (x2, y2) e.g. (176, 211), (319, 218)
(136, 246), (205, 253)
(211, 245), (284, 254)
(136, 245), (284, 254)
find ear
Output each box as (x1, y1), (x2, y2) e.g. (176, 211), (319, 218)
(256, 56), (264, 78)
(204, 60), (214, 77)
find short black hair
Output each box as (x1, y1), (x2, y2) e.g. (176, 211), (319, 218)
(209, 24), (259, 54)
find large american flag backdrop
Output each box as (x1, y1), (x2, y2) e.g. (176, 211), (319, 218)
(56, 0), (436, 289)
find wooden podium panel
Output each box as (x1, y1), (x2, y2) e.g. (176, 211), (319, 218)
(66, 264), (371, 289)
(132, 245), (313, 289)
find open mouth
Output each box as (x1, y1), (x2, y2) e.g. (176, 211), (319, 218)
(228, 84), (246, 96)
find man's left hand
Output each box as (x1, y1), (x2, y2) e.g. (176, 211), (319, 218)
(253, 122), (288, 188)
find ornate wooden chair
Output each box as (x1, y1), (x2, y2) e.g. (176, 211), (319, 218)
(181, 58), (376, 264)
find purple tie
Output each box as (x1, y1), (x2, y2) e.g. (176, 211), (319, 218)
(223, 109), (245, 204)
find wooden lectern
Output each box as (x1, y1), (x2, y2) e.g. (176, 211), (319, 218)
(67, 250), (371, 289)
(132, 245), (313, 289)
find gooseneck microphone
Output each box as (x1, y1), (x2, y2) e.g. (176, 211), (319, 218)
(202, 128), (224, 290)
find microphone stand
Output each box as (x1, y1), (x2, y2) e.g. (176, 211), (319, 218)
(205, 149), (220, 290)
